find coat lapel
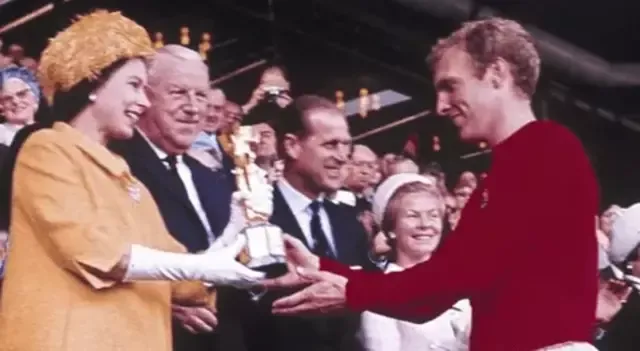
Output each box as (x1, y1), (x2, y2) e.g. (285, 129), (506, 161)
(270, 186), (307, 246)
(183, 155), (232, 236)
(117, 132), (195, 211)
(323, 201), (349, 260)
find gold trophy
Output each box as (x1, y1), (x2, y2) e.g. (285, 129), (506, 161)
(229, 125), (288, 280)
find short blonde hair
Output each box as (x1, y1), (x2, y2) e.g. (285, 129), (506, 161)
(381, 182), (445, 233)
(427, 17), (540, 98)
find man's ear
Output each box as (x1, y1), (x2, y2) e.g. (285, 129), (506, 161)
(484, 58), (510, 90)
(282, 133), (301, 160)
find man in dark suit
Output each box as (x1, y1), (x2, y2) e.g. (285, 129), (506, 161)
(248, 95), (373, 351)
(110, 45), (237, 351)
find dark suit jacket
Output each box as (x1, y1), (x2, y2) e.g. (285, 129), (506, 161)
(110, 131), (233, 252)
(110, 131), (236, 351)
(245, 185), (373, 351)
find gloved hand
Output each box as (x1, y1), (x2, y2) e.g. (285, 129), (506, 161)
(124, 235), (266, 289)
(197, 235), (266, 288)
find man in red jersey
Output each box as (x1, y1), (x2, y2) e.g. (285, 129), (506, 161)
(263, 17), (600, 351)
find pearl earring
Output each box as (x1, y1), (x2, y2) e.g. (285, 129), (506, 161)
(88, 93), (97, 102)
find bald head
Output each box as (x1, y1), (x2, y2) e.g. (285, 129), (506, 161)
(388, 158), (419, 176)
(353, 144), (376, 160)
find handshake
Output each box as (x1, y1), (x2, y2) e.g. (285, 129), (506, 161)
(124, 183), (344, 317)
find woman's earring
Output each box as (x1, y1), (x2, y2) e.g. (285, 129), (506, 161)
(88, 93), (97, 102)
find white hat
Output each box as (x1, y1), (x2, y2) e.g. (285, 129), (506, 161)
(372, 173), (436, 225)
(609, 203), (640, 264)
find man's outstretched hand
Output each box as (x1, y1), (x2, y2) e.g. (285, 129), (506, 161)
(270, 268), (348, 316)
(260, 234), (348, 316)
(261, 234), (320, 290)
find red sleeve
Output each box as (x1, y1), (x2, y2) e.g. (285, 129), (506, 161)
(343, 123), (597, 321)
(320, 257), (370, 280)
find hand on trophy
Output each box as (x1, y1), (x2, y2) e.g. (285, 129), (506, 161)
(197, 235), (266, 289)
(262, 234), (320, 289)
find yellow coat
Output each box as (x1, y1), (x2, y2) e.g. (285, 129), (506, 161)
(0, 122), (212, 351)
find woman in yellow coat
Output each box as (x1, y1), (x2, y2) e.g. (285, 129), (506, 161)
(0, 11), (267, 351)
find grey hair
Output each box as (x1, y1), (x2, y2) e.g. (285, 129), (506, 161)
(146, 44), (207, 88)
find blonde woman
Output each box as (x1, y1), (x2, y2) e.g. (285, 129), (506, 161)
(358, 174), (471, 351)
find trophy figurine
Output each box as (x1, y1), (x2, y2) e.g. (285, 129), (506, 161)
(230, 125), (288, 279)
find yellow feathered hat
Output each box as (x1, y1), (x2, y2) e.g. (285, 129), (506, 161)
(38, 10), (154, 104)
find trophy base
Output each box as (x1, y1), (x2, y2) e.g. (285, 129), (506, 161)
(242, 223), (288, 279)
(253, 261), (289, 279)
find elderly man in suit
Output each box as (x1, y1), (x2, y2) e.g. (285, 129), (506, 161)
(110, 45), (237, 351)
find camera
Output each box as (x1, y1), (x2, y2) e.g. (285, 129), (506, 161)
(264, 85), (285, 103)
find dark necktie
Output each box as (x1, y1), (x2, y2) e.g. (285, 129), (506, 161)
(208, 147), (222, 164)
(164, 155), (188, 192)
(309, 200), (334, 258)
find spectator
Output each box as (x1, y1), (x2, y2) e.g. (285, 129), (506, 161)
(360, 174), (470, 351)
(0, 66), (40, 145)
(252, 121), (278, 167)
(18, 57), (37, 74)
(7, 44), (24, 64)
(344, 144), (378, 212)
(387, 157), (419, 175)
(190, 88), (231, 172)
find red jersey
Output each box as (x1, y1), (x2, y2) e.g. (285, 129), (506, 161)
(321, 121), (599, 351)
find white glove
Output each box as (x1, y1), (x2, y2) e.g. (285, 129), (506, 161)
(123, 235), (265, 289)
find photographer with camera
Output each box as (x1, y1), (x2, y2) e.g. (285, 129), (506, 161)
(243, 66), (293, 115)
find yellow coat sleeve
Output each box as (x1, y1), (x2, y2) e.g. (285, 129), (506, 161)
(140, 186), (217, 308)
(13, 135), (129, 290)
(160, 234), (217, 308)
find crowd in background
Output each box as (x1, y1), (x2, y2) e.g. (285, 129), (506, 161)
(0, 12), (638, 351)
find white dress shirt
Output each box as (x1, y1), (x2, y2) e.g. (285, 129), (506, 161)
(358, 263), (472, 351)
(0, 123), (23, 146)
(277, 178), (337, 255)
(139, 130), (216, 244)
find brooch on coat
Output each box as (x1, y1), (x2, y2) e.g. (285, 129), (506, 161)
(120, 173), (141, 203)
(127, 182), (141, 203)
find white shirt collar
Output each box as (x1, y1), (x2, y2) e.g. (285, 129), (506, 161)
(331, 190), (357, 206)
(385, 263), (404, 273)
(137, 128), (183, 163)
(277, 177), (315, 215)
(277, 177), (328, 214)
